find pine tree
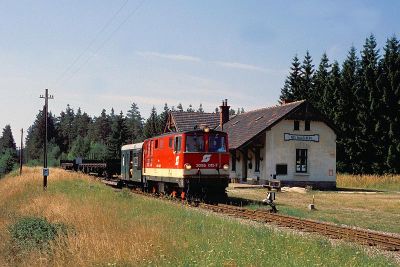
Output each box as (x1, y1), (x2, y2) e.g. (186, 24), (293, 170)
(312, 53), (330, 111)
(107, 111), (129, 159)
(197, 103), (204, 113)
(0, 125), (17, 153)
(158, 103), (169, 133)
(339, 47), (360, 173)
(143, 107), (160, 138)
(299, 51), (314, 100)
(357, 34), (381, 173)
(56, 105), (76, 153)
(280, 55), (302, 102)
(95, 109), (111, 144)
(379, 37), (400, 173)
(177, 103), (183, 112)
(75, 108), (92, 138)
(126, 103), (143, 143)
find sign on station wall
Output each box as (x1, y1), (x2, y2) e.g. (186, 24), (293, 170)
(284, 133), (319, 142)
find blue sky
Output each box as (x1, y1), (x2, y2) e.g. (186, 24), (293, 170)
(0, 0), (399, 141)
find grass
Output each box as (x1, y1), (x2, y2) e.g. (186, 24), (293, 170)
(0, 167), (398, 266)
(337, 173), (400, 191)
(228, 187), (400, 234)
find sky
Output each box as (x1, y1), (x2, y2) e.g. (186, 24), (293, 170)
(0, 0), (399, 143)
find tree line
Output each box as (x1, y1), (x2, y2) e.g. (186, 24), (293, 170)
(280, 34), (400, 174)
(24, 102), (241, 166)
(0, 125), (17, 177)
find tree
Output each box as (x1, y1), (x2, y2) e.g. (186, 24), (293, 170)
(143, 107), (161, 138)
(299, 51), (314, 100)
(356, 34), (381, 173)
(312, 53), (330, 111)
(25, 110), (57, 163)
(177, 103), (183, 112)
(107, 112), (129, 159)
(0, 149), (16, 175)
(280, 55), (302, 102)
(338, 46), (360, 173)
(126, 102), (144, 143)
(187, 104), (194, 112)
(94, 109), (111, 144)
(158, 103), (170, 133)
(56, 104), (76, 153)
(379, 36), (400, 173)
(0, 125), (16, 153)
(197, 103), (204, 113)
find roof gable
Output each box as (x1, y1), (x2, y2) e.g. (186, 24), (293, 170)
(220, 100), (332, 149)
(165, 111), (220, 132)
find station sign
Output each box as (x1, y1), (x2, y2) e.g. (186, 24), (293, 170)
(284, 133), (319, 142)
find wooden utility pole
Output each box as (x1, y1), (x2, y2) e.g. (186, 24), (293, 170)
(39, 89), (54, 190)
(19, 128), (23, 176)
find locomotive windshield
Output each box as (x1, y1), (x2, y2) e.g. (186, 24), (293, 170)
(185, 134), (205, 152)
(209, 134), (227, 152)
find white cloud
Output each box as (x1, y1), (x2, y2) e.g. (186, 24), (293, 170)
(136, 51), (202, 62)
(213, 61), (270, 73)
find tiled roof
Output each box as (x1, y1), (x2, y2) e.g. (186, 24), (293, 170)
(219, 100), (306, 149)
(171, 111), (220, 132)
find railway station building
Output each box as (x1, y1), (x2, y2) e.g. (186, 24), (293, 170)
(165, 100), (337, 189)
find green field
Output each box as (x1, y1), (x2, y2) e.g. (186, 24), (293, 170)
(0, 168), (398, 266)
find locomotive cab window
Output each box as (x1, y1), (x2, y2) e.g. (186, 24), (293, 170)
(185, 134), (204, 152)
(209, 134), (226, 152)
(169, 137), (173, 148)
(155, 139), (159, 149)
(174, 136), (182, 153)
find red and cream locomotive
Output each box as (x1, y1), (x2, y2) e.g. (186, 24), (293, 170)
(120, 127), (229, 201)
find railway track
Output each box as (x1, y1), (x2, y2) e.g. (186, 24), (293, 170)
(102, 179), (400, 252)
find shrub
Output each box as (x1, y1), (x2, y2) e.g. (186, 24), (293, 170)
(9, 217), (68, 251)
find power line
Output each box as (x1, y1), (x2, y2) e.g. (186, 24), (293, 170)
(54, 0), (130, 87)
(60, 0), (147, 85)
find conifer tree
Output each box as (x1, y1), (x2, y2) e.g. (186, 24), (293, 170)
(197, 103), (204, 113)
(143, 107), (160, 138)
(312, 53), (330, 111)
(107, 111), (128, 159)
(126, 103), (144, 143)
(280, 55), (302, 102)
(379, 37), (400, 172)
(299, 51), (314, 100)
(0, 125), (17, 153)
(337, 47), (360, 173)
(357, 34), (381, 173)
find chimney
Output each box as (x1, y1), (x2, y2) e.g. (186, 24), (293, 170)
(219, 99), (230, 130)
(281, 99), (293, 105)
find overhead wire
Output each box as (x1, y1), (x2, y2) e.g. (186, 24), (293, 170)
(53, 0), (132, 87)
(56, 0), (147, 87)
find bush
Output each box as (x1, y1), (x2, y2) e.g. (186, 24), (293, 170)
(9, 217), (68, 251)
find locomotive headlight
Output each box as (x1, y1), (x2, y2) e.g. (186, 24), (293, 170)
(223, 164), (229, 171)
(184, 163), (192, 170)
(203, 126), (210, 133)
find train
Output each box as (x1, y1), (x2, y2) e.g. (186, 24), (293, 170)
(61, 127), (230, 201)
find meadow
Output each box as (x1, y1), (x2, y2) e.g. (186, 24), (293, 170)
(228, 173), (400, 234)
(0, 168), (398, 266)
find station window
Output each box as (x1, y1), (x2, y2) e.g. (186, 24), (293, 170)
(255, 147), (260, 172)
(276, 164), (287, 175)
(296, 149), (308, 173)
(294, 120), (300, 131)
(305, 120), (310, 131)
(231, 152), (236, 171)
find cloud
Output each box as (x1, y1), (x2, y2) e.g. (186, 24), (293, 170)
(136, 51), (202, 62)
(213, 61), (270, 72)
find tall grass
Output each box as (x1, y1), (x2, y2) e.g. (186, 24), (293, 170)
(337, 173), (400, 191)
(0, 167), (398, 266)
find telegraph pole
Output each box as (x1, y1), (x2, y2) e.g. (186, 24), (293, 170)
(19, 128), (23, 176)
(39, 89), (54, 190)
